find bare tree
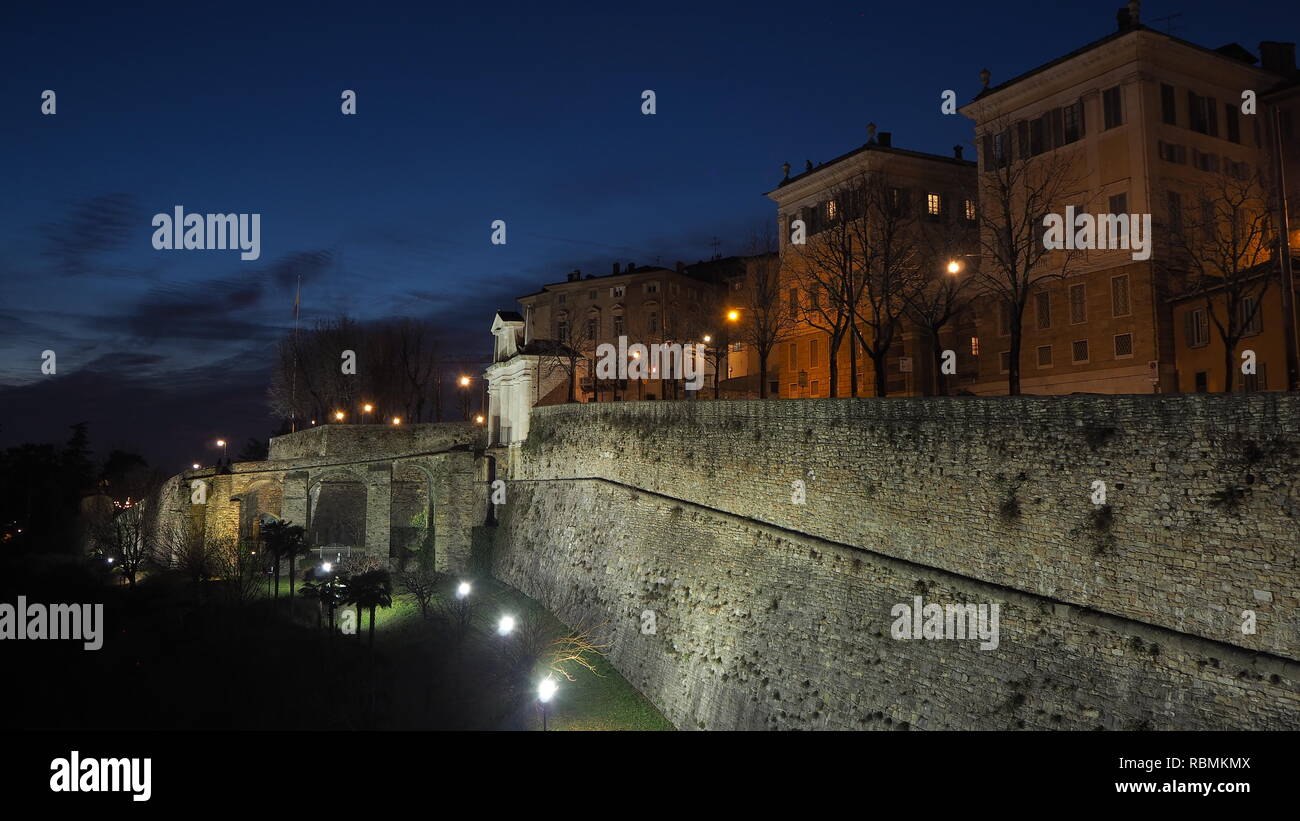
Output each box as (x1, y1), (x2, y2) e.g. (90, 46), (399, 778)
(972, 120), (1084, 394)
(1160, 168), (1276, 392)
(734, 230), (796, 398)
(904, 213), (979, 395)
(92, 500), (153, 588)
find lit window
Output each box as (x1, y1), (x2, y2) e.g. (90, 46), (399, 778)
(970, 336), (979, 356)
(927, 193), (941, 216)
(964, 199), (976, 221)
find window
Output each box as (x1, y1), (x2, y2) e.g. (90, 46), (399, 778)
(964, 199), (977, 221)
(1062, 100), (1085, 143)
(1114, 333), (1133, 358)
(1185, 308), (1210, 347)
(557, 320), (569, 341)
(1168, 190), (1183, 233)
(1193, 150), (1220, 173)
(589, 289), (597, 300)
(644, 281), (659, 294)
(1240, 295), (1263, 335)
(984, 129), (1011, 170)
(889, 187), (911, 215)
(788, 288), (799, 317)
(1071, 339), (1090, 363)
(1158, 141), (1187, 164)
(788, 383), (798, 397)
(1103, 86), (1123, 129)
(1194, 371), (1208, 393)
(1226, 103), (1240, 143)
(810, 380), (820, 397)
(1161, 83), (1177, 125)
(586, 318), (598, 340)
(648, 311), (659, 334)
(1188, 92), (1218, 136)
(1037, 345), (1053, 367)
(730, 342), (743, 352)
(1069, 283), (1087, 324)
(809, 338), (820, 367)
(1035, 291), (1051, 329)
(998, 301), (1012, 336)
(998, 351), (1011, 373)
(613, 315), (625, 336)
(825, 199), (838, 222)
(1108, 193), (1128, 215)
(611, 286), (625, 298)
(970, 336), (980, 356)
(1111, 275), (1130, 317)
(1243, 363), (1267, 392)
(927, 192), (942, 217)
(1201, 199), (1217, 239)
(787, 343), (797, 368)
(557, 293), (566, 304)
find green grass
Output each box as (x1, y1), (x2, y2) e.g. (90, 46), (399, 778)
(279, 567), (673, 731)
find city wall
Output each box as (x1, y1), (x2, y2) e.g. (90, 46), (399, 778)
(489, 395), (1300, 730)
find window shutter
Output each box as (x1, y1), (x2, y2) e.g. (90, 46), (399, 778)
(983, 134), (994, 171)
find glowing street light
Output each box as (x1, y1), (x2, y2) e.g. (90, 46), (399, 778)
(702, 334), (712, 343)
(475, 414), (485, 424)
(459, 375), (471, 387)
(726, 309), (740, 322)
(215, 439), (227, 461)
(322, 562), (333, 573)
(334, 410), (345, 422)
(391, 416), (402, 426)
(192, 463), (200, 470)
(946, 259), (962, 275)
(537, 676), (558, 731)
(456, 581), (471, 599)
(362, 402), (374, 423)
(497, 615), (515, 636)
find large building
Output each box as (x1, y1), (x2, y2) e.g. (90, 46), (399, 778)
(961, 3), (1299, 394)
(766, 130), (978, 397)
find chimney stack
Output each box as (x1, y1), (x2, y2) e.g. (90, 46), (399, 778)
(676, 261), (685, 273)
(568, 270), (581, 282)
(1117, 0), (1141, 31)
(612, 262), (620, 275)
(1260, 41), (1297, 74)
(953, 145), (964, 160)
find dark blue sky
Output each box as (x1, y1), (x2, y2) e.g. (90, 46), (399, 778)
(1, 0), (1292, 469)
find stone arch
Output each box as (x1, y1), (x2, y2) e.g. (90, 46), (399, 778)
(232, 477), (283, 546)
(308, 467), (368, 550)
(391, 461), (435, 566)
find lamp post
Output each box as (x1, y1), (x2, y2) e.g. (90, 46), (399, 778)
(334, 410), (345, 422)
(537, 676), (557, 731)
(362, 403), (374, 424)
(458, 375), (472, 420)
(215, 439), (227, 464)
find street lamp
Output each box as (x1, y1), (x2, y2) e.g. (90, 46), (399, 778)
(215, 439), (227, 462)
(475, 414), (485, 424)
(334, 410), (345, 422)
(191, 463), (200, 470)
(946, 259), (962, 275)
(537, 676), (558, 731)
(362, 403), (373, 424)
(391, 416), (402, 426)
(726, 309), (740, 322)
(497, 615), (515, 636)
(456, 581), (471, 599)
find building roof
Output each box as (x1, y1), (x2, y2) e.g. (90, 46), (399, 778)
(767, 141), (974, 195)
(967, 24), (1286, 108)
(495, 310), (523, 322)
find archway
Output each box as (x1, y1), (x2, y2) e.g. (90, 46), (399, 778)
(391, 461), (434, 568)
(308, 468), (368, 553)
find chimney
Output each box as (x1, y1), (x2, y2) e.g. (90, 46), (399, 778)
(1117, 0), (1140, 31)
(953, 145), (964, 160)
(1260, 41), (1297, 74)
(627, 262), (636, 272)
(568, 269), (580, 282)
(878, 132), (892, 148)
(867, 122), (877, 143)
(675, 260), (685, 273)
(612, 262), (620, 275)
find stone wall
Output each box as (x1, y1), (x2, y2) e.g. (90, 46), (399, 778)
(491, 394), (1300, 729)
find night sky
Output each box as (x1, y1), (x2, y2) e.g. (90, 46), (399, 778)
(1, 0), (1288, 470)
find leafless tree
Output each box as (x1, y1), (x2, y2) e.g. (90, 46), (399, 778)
(1159, 168), (1276, 392)
(972, 119), (1085, 394)
(904, 213), (979, 395)
(733, 230), (796, 398)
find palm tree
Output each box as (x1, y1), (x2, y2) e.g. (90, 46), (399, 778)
(261, 520), (311, 606)
(348, 569), (393, 650)
(300, 568), (345, 631)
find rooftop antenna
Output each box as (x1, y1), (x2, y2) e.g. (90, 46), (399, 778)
(1150, 12), (1183, 34)
(710, 236), (721, 260)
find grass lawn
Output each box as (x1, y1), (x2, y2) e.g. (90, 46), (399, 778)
(278, 568), (673, 731)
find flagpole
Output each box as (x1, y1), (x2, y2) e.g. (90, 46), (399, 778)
(291, 274), (301, 432)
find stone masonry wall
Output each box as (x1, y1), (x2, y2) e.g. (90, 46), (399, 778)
(491, 394), (1300, 729)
